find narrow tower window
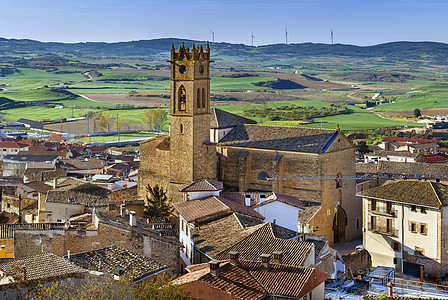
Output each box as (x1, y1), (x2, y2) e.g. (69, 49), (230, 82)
(197, 88), (201, 108)
(202, 87), (206, 108)
(180, 123), (184, 134)
(178, 85), (186, 111)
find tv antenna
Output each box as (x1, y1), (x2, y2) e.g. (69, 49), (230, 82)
(251, 32), (255, 47)
(285, 28), (288, 45)
(331, 30), (334, 45)
(210, 29), (215, 44)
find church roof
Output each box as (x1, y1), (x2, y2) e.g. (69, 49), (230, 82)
(218, 124), (339, 153)
(221, 192), (305, 210)
(178, 179), (223, 192)
(211, 108), (257, 129)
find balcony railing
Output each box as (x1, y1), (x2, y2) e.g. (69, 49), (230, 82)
(368, 205), (397, 217)
(368, 223), (398, 236)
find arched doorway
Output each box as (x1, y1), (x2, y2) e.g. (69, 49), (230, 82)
(333, 206), (347, 243)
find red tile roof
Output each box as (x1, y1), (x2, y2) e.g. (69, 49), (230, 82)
(174, 259), (329, 300)
(0, 141), (26, 148)
(173, 195), (264, 223)
(178, 179), (223, 192)
(423, 153), (448, 163)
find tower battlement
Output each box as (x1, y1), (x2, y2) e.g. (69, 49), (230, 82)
(171, 42), (210, 61)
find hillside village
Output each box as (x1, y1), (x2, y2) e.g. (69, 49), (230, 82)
(1, 44), (448, 300)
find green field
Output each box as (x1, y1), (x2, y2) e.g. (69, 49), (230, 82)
(0, 68), (86, 91)
(373, 91), (448, 112)
(0, 106), (101, 122)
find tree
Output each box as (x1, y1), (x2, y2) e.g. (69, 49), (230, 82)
(142, 108), (168, 132)
(144, 184), (173, 219)
(98, 111), (111, 132)
(28, 274), (192, 300)
(355, 140), (370, 155)
(414, 108), (421, 118)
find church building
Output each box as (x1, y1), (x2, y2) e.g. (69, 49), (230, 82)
(138, 43), (360, 246)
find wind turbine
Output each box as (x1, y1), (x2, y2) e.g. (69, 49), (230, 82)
(251, 32), (255, 47)
(285, 28), (288, 45)
(331, 30), (334, 45)
(210, 29), (215, 44)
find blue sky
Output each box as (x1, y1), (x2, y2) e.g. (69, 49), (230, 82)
(0, 0), (447, 46)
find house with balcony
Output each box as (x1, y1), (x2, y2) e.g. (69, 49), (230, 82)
(358, 180), (448, 278)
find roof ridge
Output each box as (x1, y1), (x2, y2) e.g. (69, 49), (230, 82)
(429, 181), (443, 208)
(244, 123), (336, 131)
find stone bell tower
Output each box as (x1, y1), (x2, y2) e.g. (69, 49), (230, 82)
(168, 42), (214, 187)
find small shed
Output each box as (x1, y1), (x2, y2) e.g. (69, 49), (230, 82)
(370, 266), (395, 286)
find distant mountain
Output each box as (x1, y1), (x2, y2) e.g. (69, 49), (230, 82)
(0, 37), (447, 64)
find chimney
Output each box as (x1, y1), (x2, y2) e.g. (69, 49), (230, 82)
(245, 194), (251, 207)
(53, 178), (58, 189)
(209, 260), (220, 276)
(260, 194), (266, 203)
(67, 250), (71, 262)
(21, 264), (26, 281)
(229, 251), (240, 266)
(273, 251), (283, 264)
(260, 253), (271, 271)
(129, 211), (137, 227)
(120, 204), (125, 217)
(77, 222), (86, 237)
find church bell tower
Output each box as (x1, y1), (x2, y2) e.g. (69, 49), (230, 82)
(168, 42), (212, 185)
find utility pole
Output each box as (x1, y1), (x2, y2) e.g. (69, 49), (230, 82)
(60, 116), (63, 135)
(87, 113), (90, 136)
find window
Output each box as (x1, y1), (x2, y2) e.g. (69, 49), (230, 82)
(356, 217), (360, 230)
(185, 245), (189, 258)
(386, 201), (393, 214)
(371, 199), (377, 211)
(411, 205), (417, 212)
(257, 171), (270, 181)
(202, 88), (206, 108)
(335, 173), (342, 188)
(386, 219), (392, 233)
(370, 216), (377, 230)
(186, 226), (189, 237)
(392, 241), (401, 252)
(178, 85), (186, 111)
(182, 219), (185, 232)
(420, 223), (428, 235)
(197, 88), (201, 108)
(180, 123), (184, 134)
(420, 207), (426, 214)
(415, 247), (425, 256)
(410, 222), (417, 233)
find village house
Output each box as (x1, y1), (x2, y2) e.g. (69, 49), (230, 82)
(68, 245), (168, 283)
(358, 180), (448, 278)
(0, 141), (29, 159)
(5, 210), (181, 275)
(172, 253), (329, 300)
(139, 44), (361, 246)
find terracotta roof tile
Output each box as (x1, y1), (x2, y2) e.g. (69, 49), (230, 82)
(218, 124), (339, 153)
(210, 108), (257, 129)
(24, 181), (52, 193)
(174, 259), (328, 299)
(173, 195), (264, 223)
(178, 179), (223, 192)
(358, 180), (448, 208)
(221, 191), (305, 210)
(68, 245), (167, 282)
(0, 253), (86, 281)
(215, 224), (313, 266)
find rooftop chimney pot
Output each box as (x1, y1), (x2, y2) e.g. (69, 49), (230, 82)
(209, 260), (220, 276)
(260, 253), (271, 271)
(273, 251), (283, 264)
(229, 251), (240, 266)
(245, 194), (251, 207)
(130, 211), (137, 227)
